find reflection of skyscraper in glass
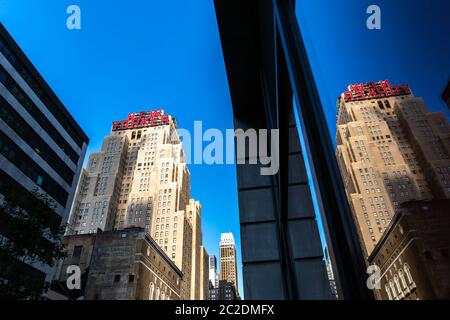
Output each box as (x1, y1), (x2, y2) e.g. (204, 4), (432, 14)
(220, 232), (238, 295)
(324, 247), (338, 300)
(66, 110), (208, 299)
(336, 81), (450, 257)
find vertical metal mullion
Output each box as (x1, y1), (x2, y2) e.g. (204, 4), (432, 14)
(275, 23), (298, 300)
(273, 0), (373, 300)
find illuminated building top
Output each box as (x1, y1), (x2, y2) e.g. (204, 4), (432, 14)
(112, 109), (170, 131)
(343, 80), (411, 102)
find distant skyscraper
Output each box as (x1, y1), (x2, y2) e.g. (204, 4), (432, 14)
(0, 23), (88, 292)
(66, 110), (208, 299)
(324, 247), (338, 300)
(208, 255), (218, 289)
(220, 232), (238, 296)
(336, 80), (450, 257)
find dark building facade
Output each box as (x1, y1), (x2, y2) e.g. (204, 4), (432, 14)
(51, 228), (183, 300)
(368, 200), (450, 300)
(209, 280), (238, 300)
(443, 81), (450, 109)
(0, 23), (88, 293)
(214, 0), (371, 299)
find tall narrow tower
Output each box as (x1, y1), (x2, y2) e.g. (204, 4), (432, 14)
(220, 232), (238, 296)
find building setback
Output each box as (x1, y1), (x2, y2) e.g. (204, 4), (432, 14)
(0, 23), (88, 290)
(336, 80), (450, 257)
(65, 110), (207, 299)
(368, 200), (450, 300)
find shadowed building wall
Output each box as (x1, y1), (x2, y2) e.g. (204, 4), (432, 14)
(368, 200), (450, 300)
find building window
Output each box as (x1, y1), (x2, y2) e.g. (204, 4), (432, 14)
(385, 285), (393, 300)
(389, 280), (397, 299)
(72, 245), (83, 258)
(404, 264), (415, 289)
(149, 283), (154, 300)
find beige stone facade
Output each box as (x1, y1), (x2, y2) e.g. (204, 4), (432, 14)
(186, 199), (202, 299)
(199, 245), (209, 300)
(66, 110), (208, 299)
(220, 232), (238, 296)
(336, 81), (450, 257)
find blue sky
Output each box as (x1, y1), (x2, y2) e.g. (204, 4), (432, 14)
(296, 0), (450, 137)
(1, 0), (449, 299)
(0, 0), (243, 295)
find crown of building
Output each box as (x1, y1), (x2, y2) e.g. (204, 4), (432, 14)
(111, 109), (172, 131)
(220, 232), (235, 246)
(342, 80), (412, 103)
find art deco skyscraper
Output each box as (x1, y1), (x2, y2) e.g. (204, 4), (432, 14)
(220, 232), (239, 296)
(66, 109), (208, 299)
(336, 80), (450, 257)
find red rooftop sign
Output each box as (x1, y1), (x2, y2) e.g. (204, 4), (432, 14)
(112, 110), (170, 131)
(343, 80), (411, 102)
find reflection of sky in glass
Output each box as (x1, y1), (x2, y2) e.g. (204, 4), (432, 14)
(296, 0), (450, 143)
(294, 0), (450, 252)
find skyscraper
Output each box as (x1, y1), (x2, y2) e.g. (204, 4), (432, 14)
(220, 232), (238, 296)
(208, 255), (218, 288)
(336, 80), (450, 257)
(66, 109), (207, 299)
(0, 23), (88, 294)
(324, 247), (338, 300)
